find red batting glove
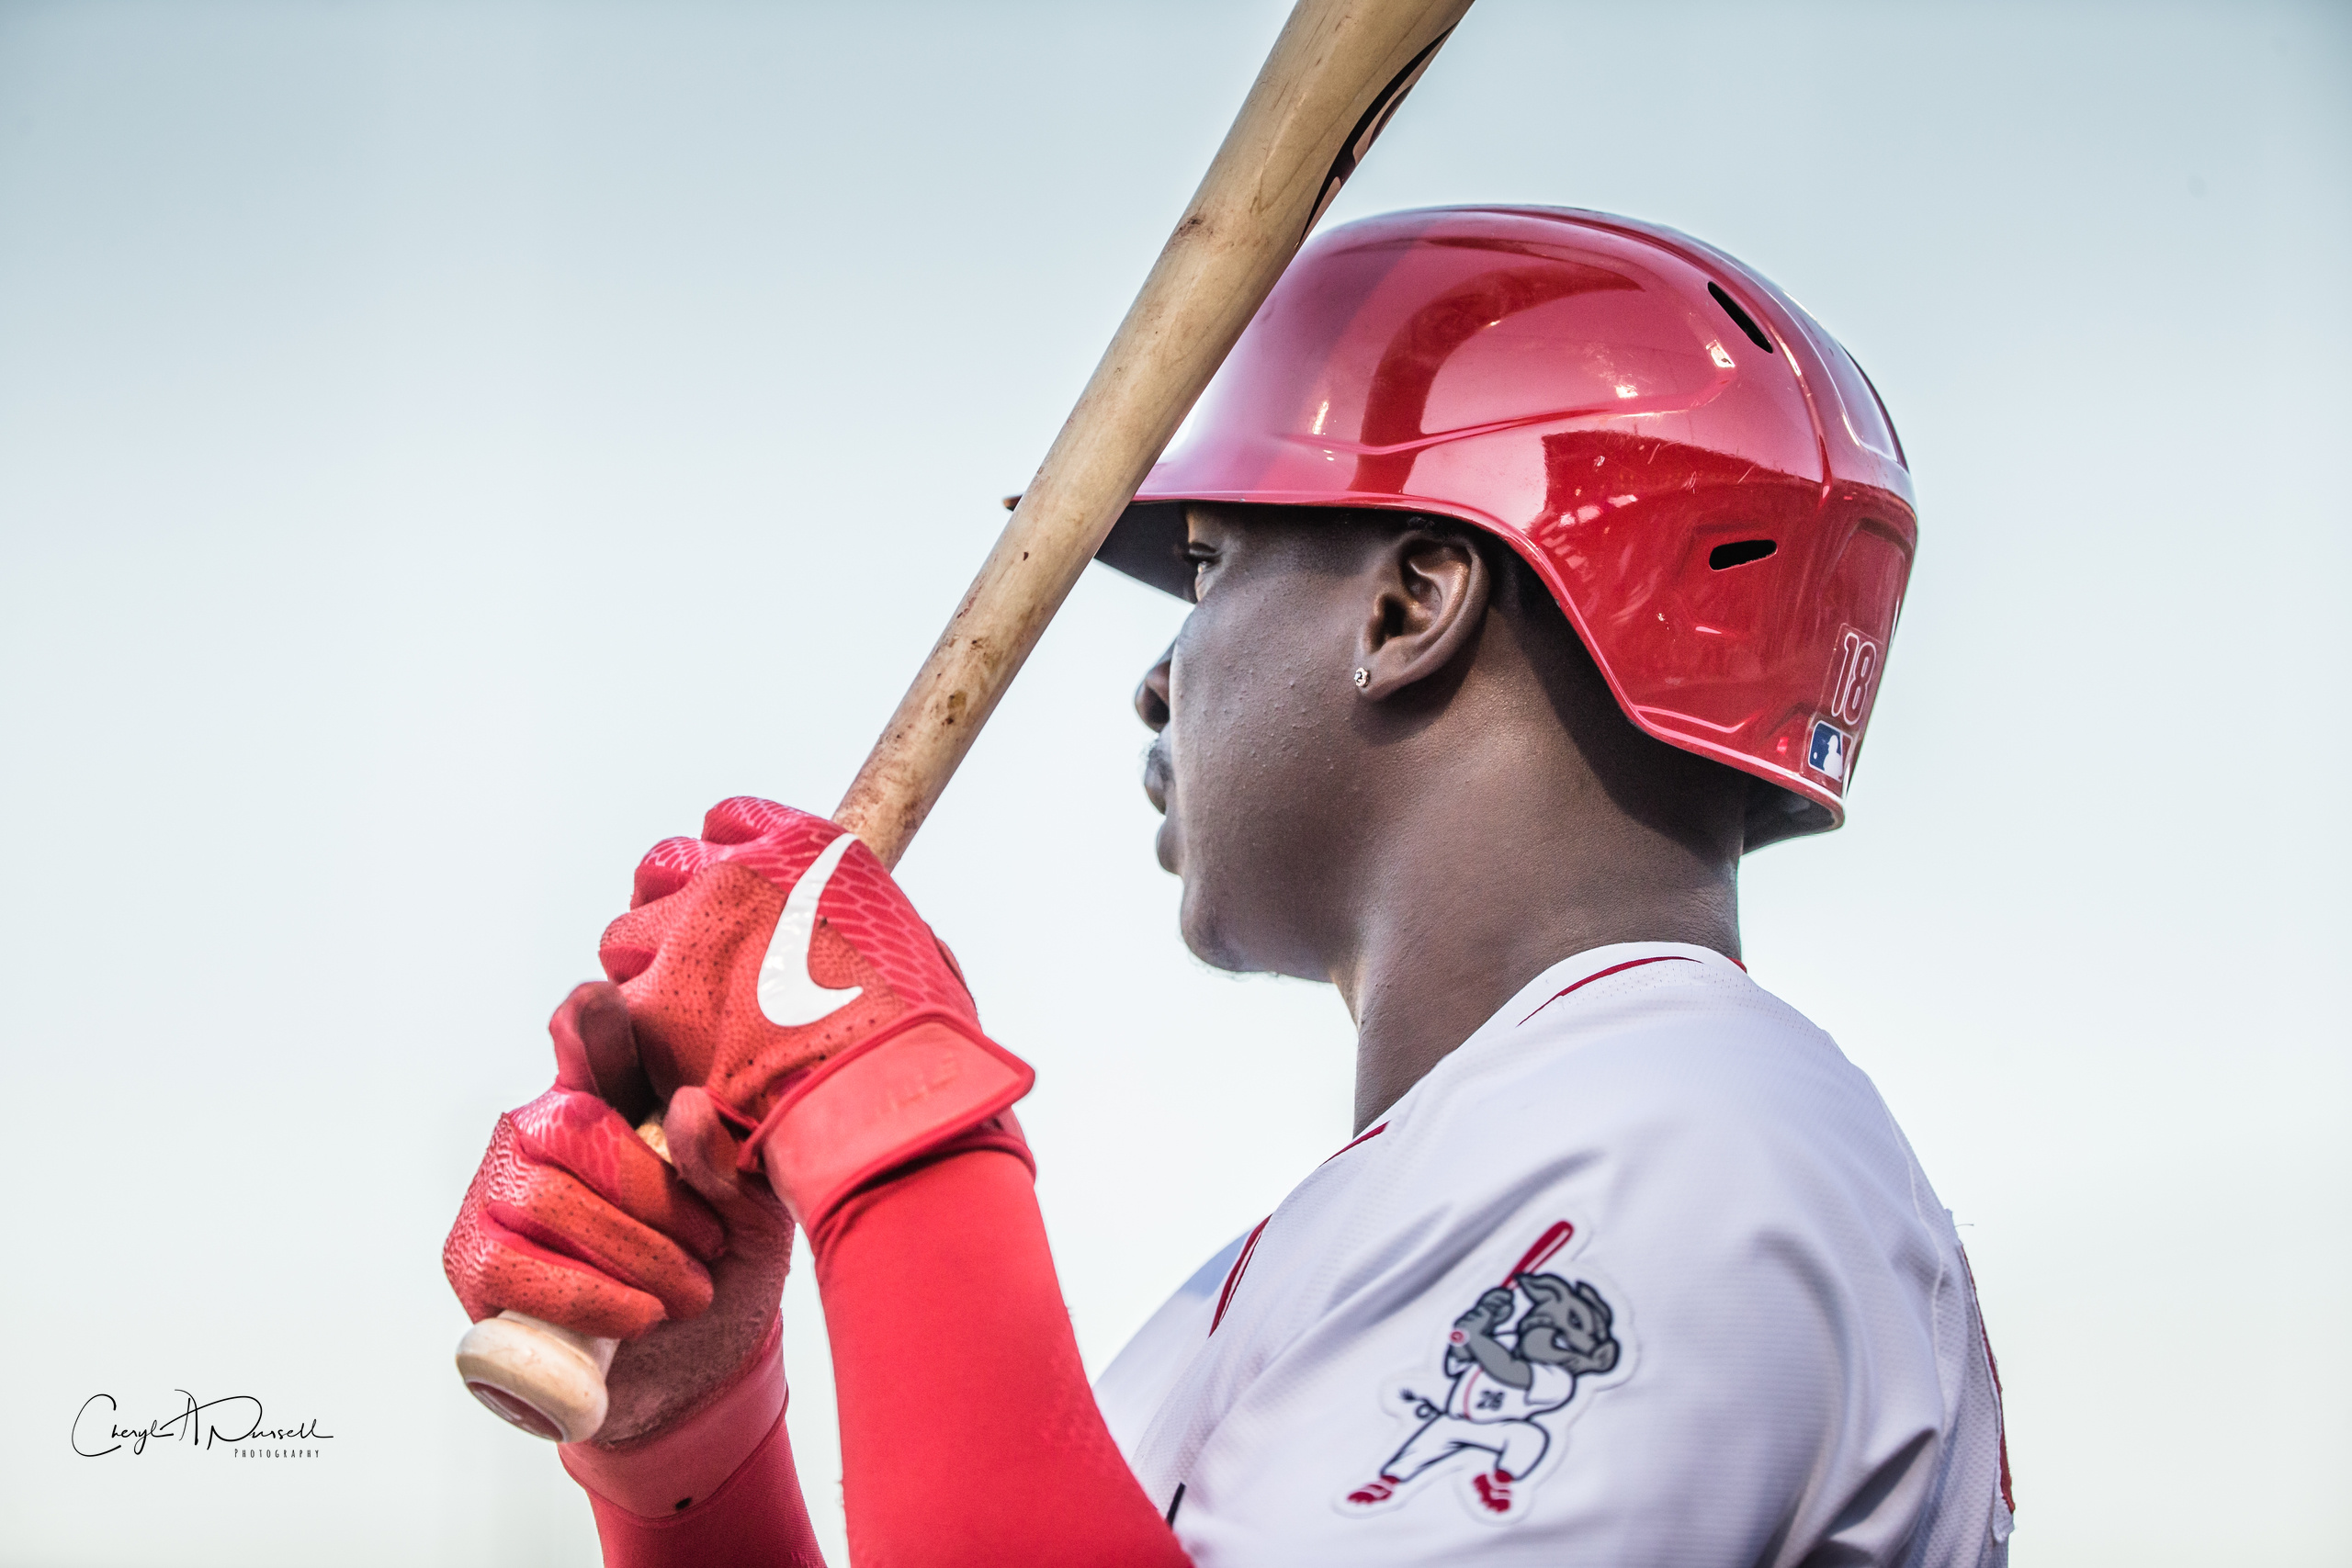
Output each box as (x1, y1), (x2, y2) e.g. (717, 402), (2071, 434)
(444, 984), (797, 1447)
(444, 984), (725, 1341)
(598, 797), (1034, 1230)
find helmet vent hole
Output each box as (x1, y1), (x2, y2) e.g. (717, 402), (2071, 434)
(1708, 539), (1778, 570)
(1708, 283), (1775, 355)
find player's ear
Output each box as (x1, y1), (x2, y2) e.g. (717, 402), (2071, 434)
(1351, 525), (1489, 701)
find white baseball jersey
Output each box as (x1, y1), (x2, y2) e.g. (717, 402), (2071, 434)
(1094, 942), (2013, 1567)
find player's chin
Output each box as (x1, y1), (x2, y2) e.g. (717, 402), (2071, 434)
(1177, 904), (1246, 973)
(1174, 874), (1263, 975)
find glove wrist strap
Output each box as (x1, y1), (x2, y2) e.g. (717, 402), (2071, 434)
(745, 1010), (1034, 1231)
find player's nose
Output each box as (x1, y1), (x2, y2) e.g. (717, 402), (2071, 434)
(1134, 644), (1172, 732)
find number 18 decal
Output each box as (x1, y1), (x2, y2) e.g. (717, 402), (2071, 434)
(1825, 626), (1881, 729)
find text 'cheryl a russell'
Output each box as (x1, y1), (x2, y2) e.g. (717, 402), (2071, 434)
(73, 1391), (334, 1458)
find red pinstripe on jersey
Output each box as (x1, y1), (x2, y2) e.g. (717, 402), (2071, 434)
(1211, 1122), (1392, 1336)
(1321, 1121), (1390, 1165)
(1518, 955), (1698, 1026)
(1210, 1217), (1271, 1336)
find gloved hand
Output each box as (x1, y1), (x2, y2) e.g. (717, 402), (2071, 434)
(443, 982), (797, 1446)
(596, 797), (1034, 1230)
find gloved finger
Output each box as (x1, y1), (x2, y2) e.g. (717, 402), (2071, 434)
(548, 983), (599, 1093)
(664, 1086), (795, 1256)
(576, 980), (657, 1125)
(547, 981), (649, 1111)
(508, 1089), (726, 1262)
(485, 1161), (716, 1323)
(597, 898), (666, 986)
(447, 1210), (670, 1340)
(446, 1116), (683, 1339)
(701, 795), (800, 845)
(631, 834), (724, 908)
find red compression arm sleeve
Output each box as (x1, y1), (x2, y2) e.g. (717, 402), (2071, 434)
(812, 1148), (1193, 1568)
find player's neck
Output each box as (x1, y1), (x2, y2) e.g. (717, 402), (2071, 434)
(1329, 725), (1741, 1134)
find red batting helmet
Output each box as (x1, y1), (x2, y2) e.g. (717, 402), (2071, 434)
(1094, 206), (1916, 848)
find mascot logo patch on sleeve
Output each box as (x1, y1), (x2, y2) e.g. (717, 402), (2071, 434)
(1340, 1223), (1629, 1524)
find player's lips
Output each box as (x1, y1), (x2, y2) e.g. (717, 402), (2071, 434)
(1142, 739), (1182, 874)
(1141, 739), (1171, 815)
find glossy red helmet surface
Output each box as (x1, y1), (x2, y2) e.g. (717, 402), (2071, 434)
(1096, 206), (1916, 847)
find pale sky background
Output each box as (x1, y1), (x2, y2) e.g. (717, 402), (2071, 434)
(1, 2), (2346, 1563)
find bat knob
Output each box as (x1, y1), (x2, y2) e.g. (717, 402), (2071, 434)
(455, 1311), (617, 1444)
(1448, 1329), (1465, 1343)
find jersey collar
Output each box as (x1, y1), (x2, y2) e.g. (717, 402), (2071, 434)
(1493, 942), (1746, 1033)
(1361, 942), (1749, 1134)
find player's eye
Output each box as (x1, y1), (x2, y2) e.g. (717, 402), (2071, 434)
(1182, 542), (1219, 600)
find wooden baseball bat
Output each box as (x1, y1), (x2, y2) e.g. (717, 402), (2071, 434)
(458, 0), (1476, 1445)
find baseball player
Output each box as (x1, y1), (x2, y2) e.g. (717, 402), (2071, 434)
(444, 207), (2013, 1565)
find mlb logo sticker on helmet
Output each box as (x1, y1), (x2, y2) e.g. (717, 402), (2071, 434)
(1808, 720), (1849, 781)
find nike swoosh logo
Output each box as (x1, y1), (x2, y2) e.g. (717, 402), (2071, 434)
(756, 833), (865, 1027)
